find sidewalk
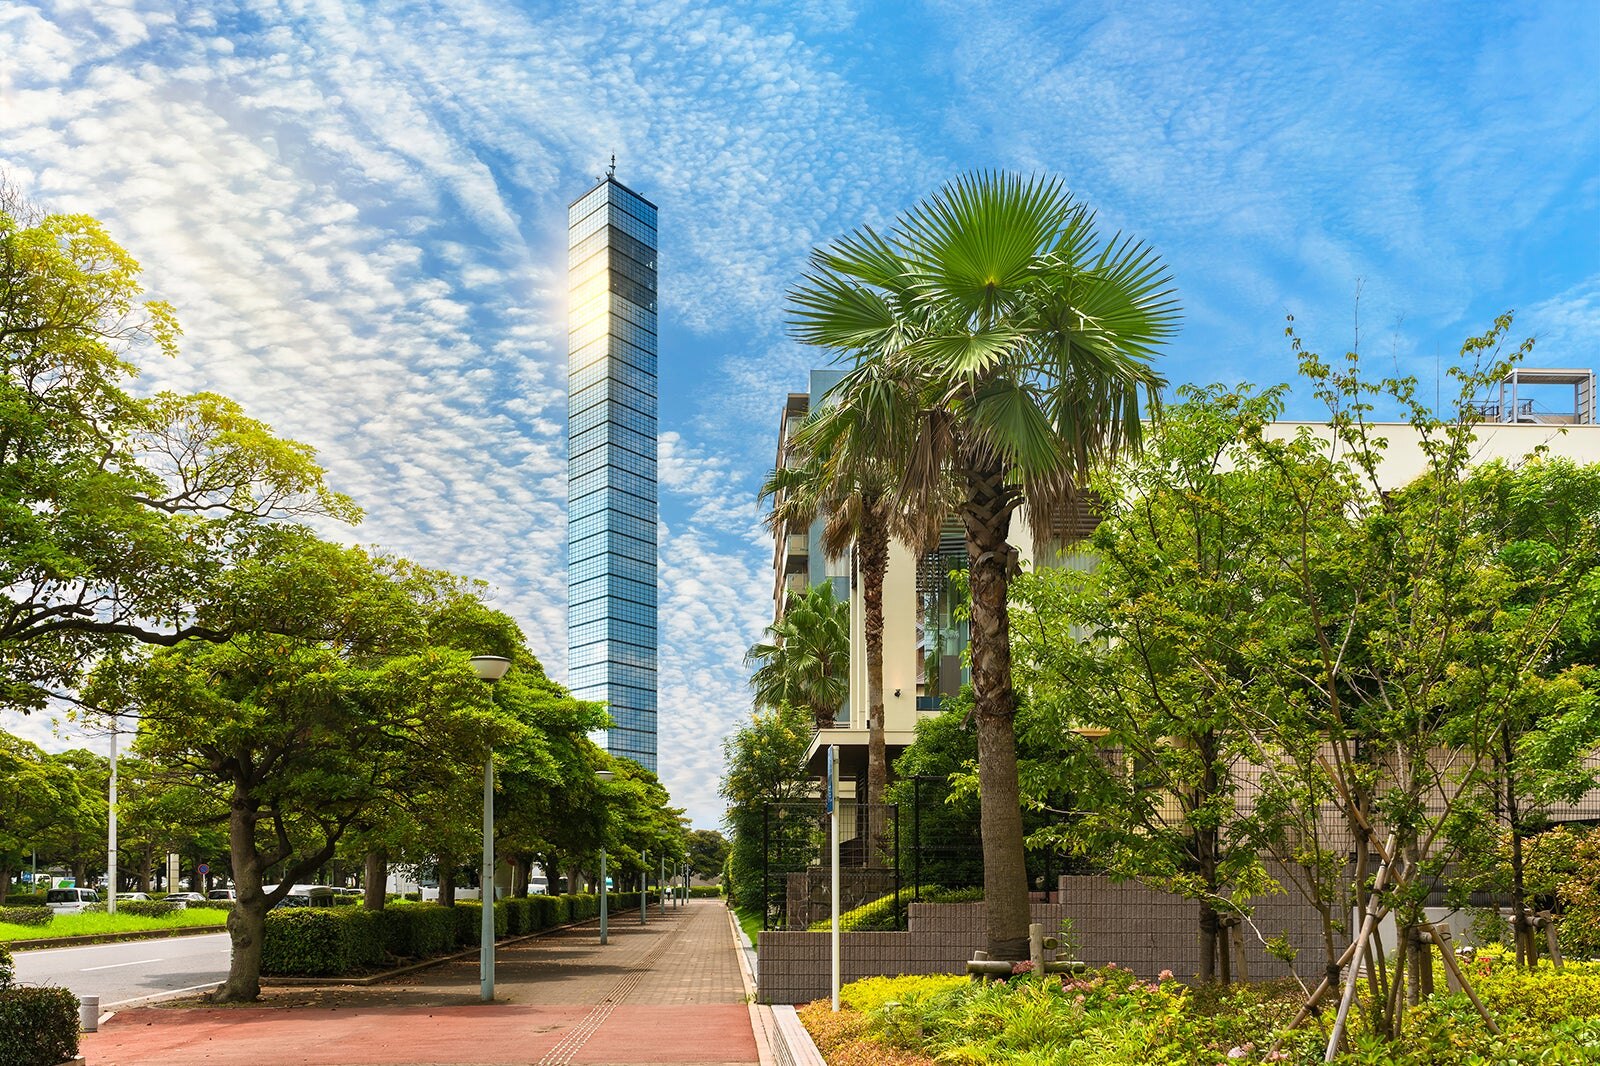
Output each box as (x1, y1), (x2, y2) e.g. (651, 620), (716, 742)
(79, 899), (764, 1066)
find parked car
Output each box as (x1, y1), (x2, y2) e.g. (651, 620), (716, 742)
(45, 887), (101, 913)
(207, 888), (237, 901)
(115, 892), (151, 903)
(165, 892), (207, 905)
(262, 884), (335, 908)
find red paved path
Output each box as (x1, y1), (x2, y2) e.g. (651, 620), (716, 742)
(81, 899), (762, 1066)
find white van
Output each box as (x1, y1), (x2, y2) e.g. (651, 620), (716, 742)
(45, 887), (101, 913)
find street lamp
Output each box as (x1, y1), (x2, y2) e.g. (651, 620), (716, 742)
(595, 769), (614, 945)
(469, 655), (511, 1004)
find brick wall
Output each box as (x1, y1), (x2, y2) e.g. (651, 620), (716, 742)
(757, 875), (1333, 1003)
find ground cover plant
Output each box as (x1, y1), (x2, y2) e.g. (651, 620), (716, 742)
(799, 955), (1600, 1065)
(0, 907), (228, 943)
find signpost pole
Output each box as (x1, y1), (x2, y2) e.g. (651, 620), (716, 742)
(829, 745), (841, 1013)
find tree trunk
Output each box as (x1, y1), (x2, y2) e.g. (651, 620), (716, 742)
(216, 793), (268, 1002)
(0, 867), (10, 904)
(1502, 724), (1538, 968)
(962, 449), (1030, 960)
(439, 853), (456, 907)
(861, 505), (890, 866)
(363, 850), (387, 910)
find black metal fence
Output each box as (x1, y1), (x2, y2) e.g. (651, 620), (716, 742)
(761, 800), (900, 930)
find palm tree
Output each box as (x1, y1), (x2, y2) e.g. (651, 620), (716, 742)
(759, 368), (936, 860)
(744, 581), (849, 730)
(789, 171), (1179, 958)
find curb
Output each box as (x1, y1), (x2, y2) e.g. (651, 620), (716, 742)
(5, 925), (228, 951)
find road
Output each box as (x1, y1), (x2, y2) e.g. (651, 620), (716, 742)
(10, 932), (229, 1006)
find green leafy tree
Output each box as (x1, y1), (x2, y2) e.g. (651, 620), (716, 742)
(0, 730), (64, 901)
(1, 186), (357, 712)
(789, 171), (1179, 958)
(105, 539), (514, 1001)
(720, 702), (814, 921)
(1009, 384), (1288, 981)
(745, 582), (848, 729)
(687, 829), (730, 882)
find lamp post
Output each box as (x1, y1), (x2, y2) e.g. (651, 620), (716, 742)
(107, 719), (118, 914)
(595, 769), (614, 944)
(469, 655), (511, 1004)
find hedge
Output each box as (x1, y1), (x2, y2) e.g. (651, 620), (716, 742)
(0, 908), (51, 928)
(689, 886), (722, 899)
(0, 895), (44, 908)
(261, 893), (606, 976)
(387, 905), (458, 958)
(0, 945), (79, 1066)
(262, 909), (385, 976)
(114, 900), (184, 918)
(451, 902), (509, 947)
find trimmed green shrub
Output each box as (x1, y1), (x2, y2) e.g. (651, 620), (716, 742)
(451, 902), (508, 947)
(261, 908), (384, 976)
(0, 908), (52, 928)
(376, 904), (456, 958)
(689, 885), (722, 898)
(0, 943), (11, 987)
(114, 900), (184, 918)
(807, 885), (983, 932)
(0, 895), (45, 908)
(330, 894), (358, 906)
(0, 984), (80, 1066)
(529, 894), (561, 929)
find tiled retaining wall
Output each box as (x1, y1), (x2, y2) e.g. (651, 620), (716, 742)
(757, 876), (1331, 1003)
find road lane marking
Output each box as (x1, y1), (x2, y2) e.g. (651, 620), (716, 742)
(106, 982), (220, 1008)
(82, 958), (164, 971)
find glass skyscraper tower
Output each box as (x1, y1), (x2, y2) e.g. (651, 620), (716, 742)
(566, 174), (659, 772)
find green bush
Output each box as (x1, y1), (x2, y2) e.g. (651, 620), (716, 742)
(0, 943), (11, 987)
(532, 894), (562, 929)
(261, 908), (385, 976)
(375, 903), (457, 958)
(451, 902), (508, 947)
(0, 909), (51, 928)
(0, 985), (80, 1066)
(0, 895), (45, 908)
(330, 894), (358, 906)
(689, 885), (722, 899)
(114, 900), (183, 918)
(807, 885), (983, 932)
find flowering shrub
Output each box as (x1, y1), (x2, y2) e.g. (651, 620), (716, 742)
(799, 957), (1600, 1064)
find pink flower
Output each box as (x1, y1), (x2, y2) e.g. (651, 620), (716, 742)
(1227, 1043), (1255, 1059)
(1159, 969), (1174, 982)
(1074, 994), (1085, 1005)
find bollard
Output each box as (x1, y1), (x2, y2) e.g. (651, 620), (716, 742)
(79, 994), (100, 1032)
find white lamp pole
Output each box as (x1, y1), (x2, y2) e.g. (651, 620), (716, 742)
(107, 721), (118, 915)
(469, 655), (511, 1004)
(595, 769), (614, 945)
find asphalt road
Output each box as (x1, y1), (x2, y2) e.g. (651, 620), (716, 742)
(11, 931), (229, 1006)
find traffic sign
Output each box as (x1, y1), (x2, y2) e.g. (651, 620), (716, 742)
(197, 863), (210, 876)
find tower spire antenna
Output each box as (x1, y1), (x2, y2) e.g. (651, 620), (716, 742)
(608, 153), (616, 179)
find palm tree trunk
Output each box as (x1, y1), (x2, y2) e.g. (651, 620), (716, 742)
(962, 449), (1030, 960)
(861, 504), (890, 865)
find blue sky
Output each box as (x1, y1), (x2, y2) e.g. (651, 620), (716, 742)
(2, 0), (1597, 830)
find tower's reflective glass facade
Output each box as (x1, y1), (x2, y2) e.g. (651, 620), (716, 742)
(567, 177), (658, 771)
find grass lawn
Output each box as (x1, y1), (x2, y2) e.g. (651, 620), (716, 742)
(734, 904), (762, 946)
(1, 908), (230, 944)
